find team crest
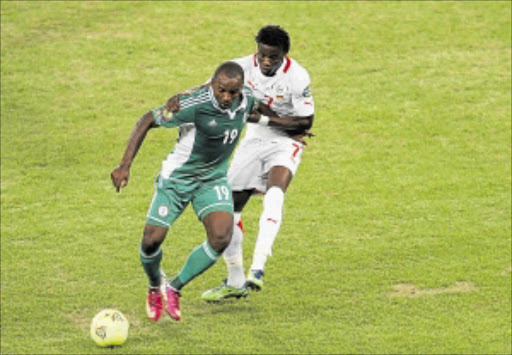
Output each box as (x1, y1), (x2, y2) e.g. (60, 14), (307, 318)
(274, 84), (286, 94)
(158, 205), (169, 217)
(274, 84), (287, 100)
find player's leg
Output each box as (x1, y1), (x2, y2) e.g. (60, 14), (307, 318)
(201, 190), (252, 302)
(165, 211), (233, 318)
(247, 166), (291, 290)
(165, 180), (234, 319)
(140, 224), (168, 287)
(201, 139), (265, 301)
(248, 140), (304, 290)
(169, 211), (232, 290)
(143, 178), (186, 321)
(225, 190), (252, 287)
(140, 224), (168, 321)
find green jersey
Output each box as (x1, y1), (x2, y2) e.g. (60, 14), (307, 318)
(152, 86), (256, 182)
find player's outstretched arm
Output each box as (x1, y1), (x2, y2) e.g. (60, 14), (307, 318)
(111, 112), (156, 192)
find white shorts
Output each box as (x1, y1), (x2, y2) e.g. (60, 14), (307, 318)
(228, 137), (304, 193)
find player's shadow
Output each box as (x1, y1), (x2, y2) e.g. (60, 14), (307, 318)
(148, 298), (257, 326)
(199, 298), (258, 316)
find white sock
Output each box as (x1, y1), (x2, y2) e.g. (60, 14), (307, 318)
(223, 212), (245, 288)
(251, 187), (284, 271)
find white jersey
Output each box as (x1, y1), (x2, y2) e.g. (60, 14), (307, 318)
(232, 54), (314, 140)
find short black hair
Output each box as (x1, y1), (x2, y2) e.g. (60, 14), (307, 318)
(213, 61), (244, 82)
(255, 25), (290, 54)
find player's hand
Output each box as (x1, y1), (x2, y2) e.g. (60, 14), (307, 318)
(248, 109), (261, 122)
(303, 129), (315, 138)
(110, 165), (130, 193)
(291, 130), (315, 146)
(165, 92), (189, 113)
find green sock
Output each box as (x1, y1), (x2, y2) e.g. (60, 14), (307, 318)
(140, 247), (162, 288)
(170, 241), (221, 290)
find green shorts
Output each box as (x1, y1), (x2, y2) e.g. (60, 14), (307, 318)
(146, 175), (233, 228)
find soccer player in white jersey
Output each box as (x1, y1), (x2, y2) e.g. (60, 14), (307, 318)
(200, 25), (315, 301)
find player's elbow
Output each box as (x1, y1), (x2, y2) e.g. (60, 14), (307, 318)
(138, 111), (157, 130)
(301, 115), (314, 129)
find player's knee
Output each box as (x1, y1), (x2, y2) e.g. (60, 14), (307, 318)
(208, 226), (233, 253)
(141, 224), (167, 255)
(203, 211), (234, 253)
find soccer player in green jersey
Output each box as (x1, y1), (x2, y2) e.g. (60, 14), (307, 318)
(111, 61), (310, 322)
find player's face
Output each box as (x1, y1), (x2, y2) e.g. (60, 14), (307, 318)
(212, 73), (243, 110)
(256, 43), (285, 76)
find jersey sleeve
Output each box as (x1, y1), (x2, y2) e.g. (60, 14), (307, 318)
(291, 68), (315, 117)
(152, 96), (196, 127)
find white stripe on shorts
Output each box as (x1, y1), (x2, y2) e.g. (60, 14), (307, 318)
(146, 215), (170, 227)
(196, 202), (232, 219)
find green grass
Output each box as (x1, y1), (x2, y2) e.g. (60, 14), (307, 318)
(1, 1), (511, 354)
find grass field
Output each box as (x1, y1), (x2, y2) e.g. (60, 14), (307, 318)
(1, 1), (511, 354)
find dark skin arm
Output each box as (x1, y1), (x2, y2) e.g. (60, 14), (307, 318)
(250, 102), (315, 144)
(249, 101), (313, 132)
(110, 111), (156, 192)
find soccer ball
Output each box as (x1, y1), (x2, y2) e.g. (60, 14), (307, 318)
(90, 309), (129, 347)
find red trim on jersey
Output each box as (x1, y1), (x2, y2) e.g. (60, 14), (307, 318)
(237, 219), (245, 234)
(283, 57), (291, 73)
(253, 54), (258, 67)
